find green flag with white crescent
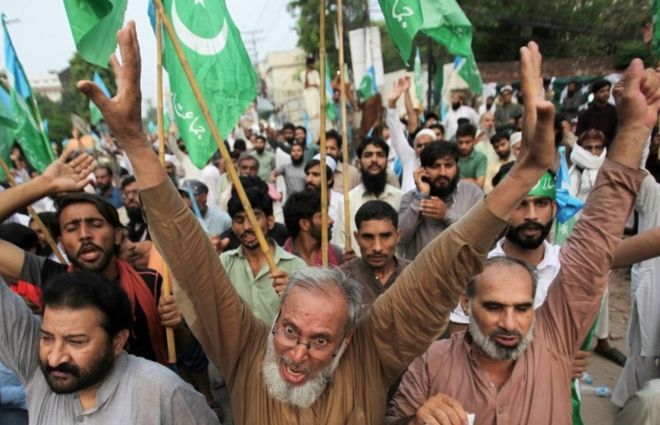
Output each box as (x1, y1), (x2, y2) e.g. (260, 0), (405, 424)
(324, 57), (336, 122)
(414, 47), (423, 105)
(63, 0), (128, 68)
(162, 0), (258, 168)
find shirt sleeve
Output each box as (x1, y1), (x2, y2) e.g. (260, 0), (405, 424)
(397, 191), (423, 246)
(475, 153), (487, 178)
(367, 199), (506, 384)
(140, 178), (266, 387)
(166, 383), (221, 425)
(387, 108), (415, 164)
(538, 159), (647, 356)
(0, 278), (41, 383)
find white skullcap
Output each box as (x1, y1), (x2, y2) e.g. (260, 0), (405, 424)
(164, 154), (176, 164)
(312, 153), (337, 173)
(414, 128), (437, 143)
(509, 131), (522, 147)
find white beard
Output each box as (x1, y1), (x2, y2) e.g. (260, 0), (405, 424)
(468, 307), (535, 361)
(261, 333), (347, 408)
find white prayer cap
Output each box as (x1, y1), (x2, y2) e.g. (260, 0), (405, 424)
(164, 154), (176, 164)
(414, 128), (437, 143)
(312, 153), (337, 173)
(509, 131), (522, 147)
(500, 84), (513, 94)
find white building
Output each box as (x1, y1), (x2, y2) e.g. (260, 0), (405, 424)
(261, 48), (305, 125)
(30, 72), (63, 102)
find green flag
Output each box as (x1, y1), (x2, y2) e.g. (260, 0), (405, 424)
(358, 66), (377, 102)
(0, 87), (15, 180)
(654, 0), (660, 60)
(414, 47), (423, 105)
(90, 72), (112, 125)
(378, 0), (473, 64)
(163, 0), (258, 168)
(457, 54), (483, 94)
(9, 87), (54, 173)
(324, 57), (336, 122)
(63, 0), (128, 67)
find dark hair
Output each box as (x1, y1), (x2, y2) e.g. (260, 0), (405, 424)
(491, 161), (516, 187)
(255, 135), (267, 143)
(466, 256), (537, 299)
(30, 211), (58, 237)
(282, 189), (321, 238)
(294, 126), (307, 135)
(291, 140), (306, 150)
(238, 153), (258, 167)
(233, 139), (247, 153)
(356, 138), (389, 158)
(425, 112), (439, 121)
(354, 200), (398, 229)
(591, 79), (611, 94)
(456, 123), (477, 139)
(282, 122), (295, 132)
(490, 132), (509, 145)
(325, 129), (342, 149)
(428, 123), (444, 134)
(420, 141), (459, 166)
(577, 129), (606, 147)
(227, 176), (273, 217)
(95, 164), (114, 177)
(456, 117), (470, 127)
(54, 193), (121, 237)
(120, 175), (136, 190)
(41, 270), (133, 338)
(304, 159), (333, 183)
(0, 223), (38, 251)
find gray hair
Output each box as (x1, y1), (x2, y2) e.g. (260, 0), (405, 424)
(466, 256), (538, 299)
(281, 267), (362, 331)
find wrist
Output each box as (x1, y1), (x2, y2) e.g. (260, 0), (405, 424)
(387, 99), (398, 108)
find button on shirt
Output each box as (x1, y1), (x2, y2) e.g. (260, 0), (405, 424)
(220, 240), (306, 323)
(0, 279), (219, 425)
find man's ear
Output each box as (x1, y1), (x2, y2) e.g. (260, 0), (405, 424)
(113, 329), (130, 356)
(114, 227), (124, 247)
(460, 294), (471, 316)
(299, 218), (311, 232)
(267, 215), (275, 231)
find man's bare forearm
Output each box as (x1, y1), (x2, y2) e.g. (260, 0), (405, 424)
(0, 175), (54, 222)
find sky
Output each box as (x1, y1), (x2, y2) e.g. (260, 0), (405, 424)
(0, 0), (299, 105)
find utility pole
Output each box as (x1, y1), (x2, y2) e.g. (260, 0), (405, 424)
(241, 30), (264, 65)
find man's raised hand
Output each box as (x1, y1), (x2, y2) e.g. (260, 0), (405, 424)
(42, 152), (95, 193)
(388, 77), (412, 107)
(519, 41), (555, 172)
(77, 21), (144, 152)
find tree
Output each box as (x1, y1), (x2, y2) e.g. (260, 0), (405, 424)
(65, 53), (117, 122)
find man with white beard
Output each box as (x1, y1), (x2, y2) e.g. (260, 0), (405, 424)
(79, 24), (605, 425)
(386, 57), (658, 425)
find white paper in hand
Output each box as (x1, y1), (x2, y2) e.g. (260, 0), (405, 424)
(467, 413), (475, 425)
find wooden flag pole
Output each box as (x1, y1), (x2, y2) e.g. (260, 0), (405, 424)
(0, 157), (66, 264)
(319, 0), (329, 266)
(336, 0), (352, 253)
(153, 0), (277, 274)
(155, 11), (176, 365)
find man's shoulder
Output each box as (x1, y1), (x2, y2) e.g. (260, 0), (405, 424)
(456, 181), (485, 199)
(274, 244), (307, 268)
(126, 354), (187, 390)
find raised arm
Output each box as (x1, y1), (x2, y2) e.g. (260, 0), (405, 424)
(78, 22), (264, 381)
(540, 58), (658, 354)
(368, 42), (559, 382)
(403, 83), (419, 134)
(612, 227), (660, 268)
(387, 78), (416, 163)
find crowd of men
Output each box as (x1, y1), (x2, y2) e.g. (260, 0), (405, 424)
(0, 21), (659, 425)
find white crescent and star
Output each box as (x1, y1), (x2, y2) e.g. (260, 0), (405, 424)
(172, 0), (228, 56)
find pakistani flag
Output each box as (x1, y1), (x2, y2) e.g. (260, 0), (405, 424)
(63, 0), (128, 67)
(455, 54), (483, 95)
(414, 47), (423, 105)
(162, 0), (258, 168)
(90, 72), (111, 124)
(324, 57), (336, 121)
(358, 66), (378, 102)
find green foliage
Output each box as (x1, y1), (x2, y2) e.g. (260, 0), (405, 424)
(67, 53), (116, 122)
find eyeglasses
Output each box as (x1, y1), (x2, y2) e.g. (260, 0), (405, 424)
(271, 312), (345, 358)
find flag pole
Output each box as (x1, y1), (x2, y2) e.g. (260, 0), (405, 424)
(319, 0), (329, 266)
(155, 10), (176, 365)
(0, 157), (66, 263)
(336, 0), (351, 253)
(152, 0), (277, 274)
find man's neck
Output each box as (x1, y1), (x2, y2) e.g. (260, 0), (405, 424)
(471, 342), (514, 390)
(368, 257), (397, 286)
(242, 240), (273, 277)
(501, 239), (545, 267)
(102, 257), (120, 280)
(199, 204), (208, 217)
(102, 186), (113, 197)
(293, 233), (320, 265)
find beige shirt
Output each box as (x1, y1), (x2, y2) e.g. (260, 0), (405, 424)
(386, 160), (646, 425)
(141, 176), (507, 425)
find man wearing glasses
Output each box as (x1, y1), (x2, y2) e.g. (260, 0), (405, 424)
(83, 23), (565, 424)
